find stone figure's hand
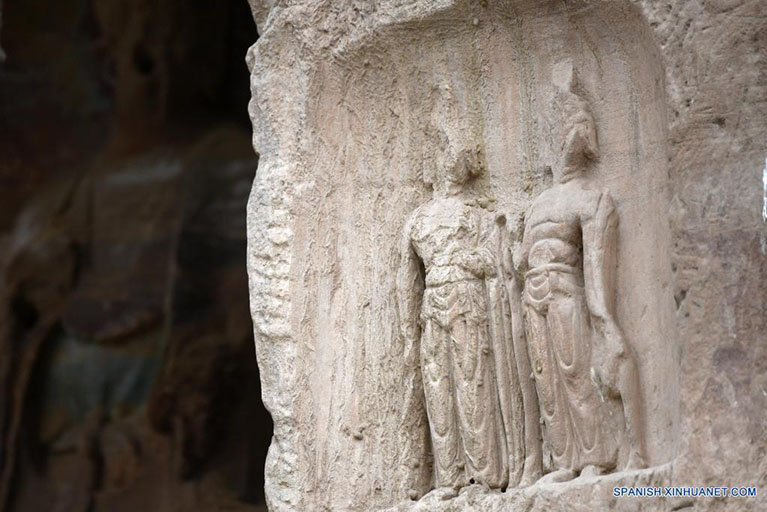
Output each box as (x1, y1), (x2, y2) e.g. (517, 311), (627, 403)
(454, 251), (479, 275)
(599, 338), (625, 397)
(456, 250), (495, 278)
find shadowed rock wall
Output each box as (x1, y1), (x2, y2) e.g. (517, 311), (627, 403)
(0, 1), (271, 511)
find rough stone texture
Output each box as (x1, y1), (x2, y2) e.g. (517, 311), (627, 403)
(246, 0), (766, 510)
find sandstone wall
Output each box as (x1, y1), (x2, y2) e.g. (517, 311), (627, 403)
(246, 0), (766, 510)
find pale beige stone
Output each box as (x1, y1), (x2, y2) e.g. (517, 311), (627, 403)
(517, 63), (645, 481)
(246, 1), (766, 510)
(397, 129), (535, 492)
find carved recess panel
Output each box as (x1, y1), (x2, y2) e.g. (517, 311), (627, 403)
(246, 1), (677, 510)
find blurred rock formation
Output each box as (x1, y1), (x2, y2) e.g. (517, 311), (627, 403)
(0, 1), (270, 511)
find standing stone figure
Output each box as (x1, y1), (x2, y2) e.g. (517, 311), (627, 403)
(397, 131), (535, 495)
(516, 63), (646, 483)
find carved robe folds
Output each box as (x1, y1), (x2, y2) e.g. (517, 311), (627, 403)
(519, 185), (638, 475)
(398, 198), (528, 490)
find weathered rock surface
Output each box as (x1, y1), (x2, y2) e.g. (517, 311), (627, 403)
(246, 0), (766, 510)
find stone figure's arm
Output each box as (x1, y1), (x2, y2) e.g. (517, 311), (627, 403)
(583, 191), (619, 324)
(583, 191), (646, 458)
(582, 191), (626, 384)
(396, 215), (424, 365)
(395, 215), (429, 471)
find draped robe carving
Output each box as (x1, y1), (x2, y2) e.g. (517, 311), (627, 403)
(398, 195), (539, 491)
(519, 186), (625, 474)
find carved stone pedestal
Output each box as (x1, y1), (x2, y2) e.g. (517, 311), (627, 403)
(384, 464), (673, 512)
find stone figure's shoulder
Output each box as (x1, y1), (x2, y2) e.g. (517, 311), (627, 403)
(585, 186), (616, 209)
(577, 184), (602, 201)
(403, 200), (435, 236)
(527, 187), (556, 214)
(540, 185), (558, 198)
(406, 201), (430, 223)
(576, 186), (617, 222)
(597, 187), (617, 206)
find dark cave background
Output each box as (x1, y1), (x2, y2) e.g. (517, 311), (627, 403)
(0, 1), (272, 510)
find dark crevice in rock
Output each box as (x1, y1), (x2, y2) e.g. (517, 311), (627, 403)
(0, 0), (268, 510)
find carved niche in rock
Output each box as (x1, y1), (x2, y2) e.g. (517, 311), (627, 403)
(515, 62), (647, 482)
(398, 63), (650, 496)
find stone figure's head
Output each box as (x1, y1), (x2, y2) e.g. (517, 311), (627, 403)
(552, 61), (599, 182)
(431, 85), (486, 195)
(439, 136), (484, 191)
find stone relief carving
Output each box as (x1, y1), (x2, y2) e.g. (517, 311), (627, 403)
(397, 123), (541, 497)
(399, 63), (648, 496)
(246, 1), (697, 507)
(514, 62), (647, 483)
